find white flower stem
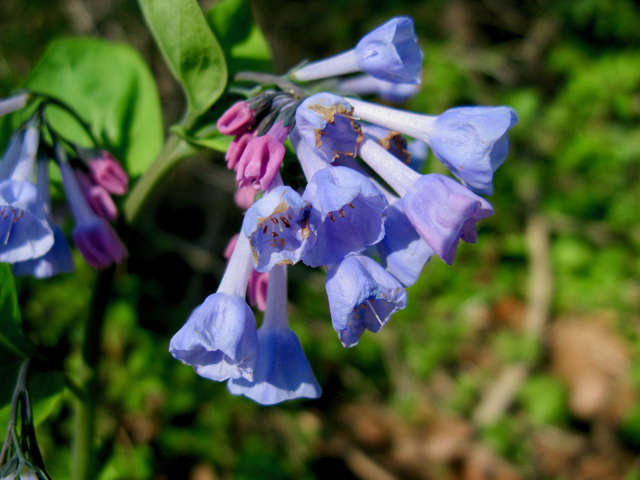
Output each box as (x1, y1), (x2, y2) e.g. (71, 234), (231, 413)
(358, 138), (420, 197)
(291, 49), (361, 82)
(261, 264), (289, 330)
(217, 232), (255, 298)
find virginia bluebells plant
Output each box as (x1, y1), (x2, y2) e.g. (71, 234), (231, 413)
(168, 15), (518, 405)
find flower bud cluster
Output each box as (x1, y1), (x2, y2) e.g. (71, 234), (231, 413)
(170, 16), (518, 405)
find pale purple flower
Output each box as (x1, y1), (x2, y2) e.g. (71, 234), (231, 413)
(228, 264), (321, 404)
(242, 184), (315, 272)
(75, 170), (118, 221)
(0, 92), (29, 119)
(347, 98), (517, 194)
(291, 17), (422, 84)
(224, 234), (269, 312)
(292, 133), (388, 268)
(326, 255), (407, 347)
(295, 93), (362, 162)
(170, 233), (258, 381)
(13, 155), (74, 278)
(357, 137), (493, 265)
(0, 127), (54, 263)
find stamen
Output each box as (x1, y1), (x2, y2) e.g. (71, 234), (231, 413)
(271, 217), (279, 225)
(367, 300), (384, 326)
(339, 209), (346, 218)
(271, 231), (279, 238)
(263, 225), (268, 234)
(348, 202), (355, 208)
(328, 211), (335, 222)
(281, 217), (291, 228)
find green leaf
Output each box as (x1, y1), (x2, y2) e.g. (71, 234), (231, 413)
(138, 0), (228, 116)
(206, 0), (272, 74)
(23, 38), (164, 178)
(0, 264), (34, 362)
(0, 365), (65, 429)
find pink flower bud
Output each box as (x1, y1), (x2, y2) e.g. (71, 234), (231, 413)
(72, 218), (128, 270)
(234, 185), (257, 210)
(88, 151), (129, 195)
(75, 170), (118, 221)
(217, 101), (256, 136)
(226, 132), (255, 171)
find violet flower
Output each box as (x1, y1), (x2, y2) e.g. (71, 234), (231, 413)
(292, 132), (388, 268)
(337, 74), (420, 102)
(291, 17), (422, 84)
(58, 151), (127, 269)
(242, 178), (315, 272)
(75, 170), (118, 221)
(295, 93), (362, 162)
(224, 234), (269, 312)
(357, 137), (493, 265)
(326, 255), (407, 347)
(170, 233), (258, 381)
(0, 127), (54, 263)
(347, 98), (518, 194)
(13, 154), (74, 278)
(228, 264), (321, 404)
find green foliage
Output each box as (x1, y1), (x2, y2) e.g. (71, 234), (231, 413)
(23, 38), (164, 177)
(0, 265), (34, 362)
(518, 375), (569, 425)
(137, 0), (227, 117)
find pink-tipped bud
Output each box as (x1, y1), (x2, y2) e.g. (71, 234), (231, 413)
(234, 185), (257, 210)
(217, 101), (256, 136)
(88, 151), (129, 195)
(72, 218), (128, 270)
(75, 170), (118, 221)
(248, 269), (269, 312)
(226, 132), (255, 171)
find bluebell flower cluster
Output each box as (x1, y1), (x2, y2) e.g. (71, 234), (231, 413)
(170, 16), (518, 405)
(0, 94), (128, 277)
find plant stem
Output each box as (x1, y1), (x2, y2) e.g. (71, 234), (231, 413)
(71, 265), (115, 480)
(0, 360), (30, 465)
(123, 133), (197, 223)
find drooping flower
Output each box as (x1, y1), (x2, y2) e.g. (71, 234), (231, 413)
(58, 150), (127, 269)
(170, 233), (258, 381)
(291, 17), (422, 84)
(12, 154), (74, 278)
(357, 137), (493, 264)
(224, 234), (269, 312)
(295, 93), (362, 162)
(242, 184), (315, 272)
(0, 126), (54, 263)
(347, 98), (518, 194)
(228, 264), (321, 404)
(326, 255), (407, 347)
(292, 132), (388, 268)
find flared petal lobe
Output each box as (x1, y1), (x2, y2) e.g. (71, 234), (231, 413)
(242, 186), (315, 272)
(429, 106), (518, 195)
(355, 17), (422, 84)
(402, 174), (493, 265)
(228, 327), (321, 405)
(0, 180), (53, 263)
(217, 101), (256, 136)
(12, 223), (74, 278)
(302, 166), (388, 268)
(326, 256), (407, 347)
(169, 293), (258, 381)
(377, 201), (434, 287)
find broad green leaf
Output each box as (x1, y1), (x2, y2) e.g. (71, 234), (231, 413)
(0, 264), (34, 362)
(23, 38), (163, 178)
(0, 365), (65, 428)
(138, 0), (228, 116)
(206, 0), (272, 74)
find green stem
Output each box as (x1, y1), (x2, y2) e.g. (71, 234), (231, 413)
(71, 265), (115, 480)
(0, 360), (30, 465)
(234, 71), (304, 97)
(33, 93), (99, 147)
(123, 133), (197, 223)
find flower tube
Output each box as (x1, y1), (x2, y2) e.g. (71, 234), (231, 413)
(347, 98), (518, 194)
(228, 264), (322, 404)
(291, 17), (422, 84)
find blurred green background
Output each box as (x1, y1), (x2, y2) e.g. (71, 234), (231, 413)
(2, 0), (640, 478)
